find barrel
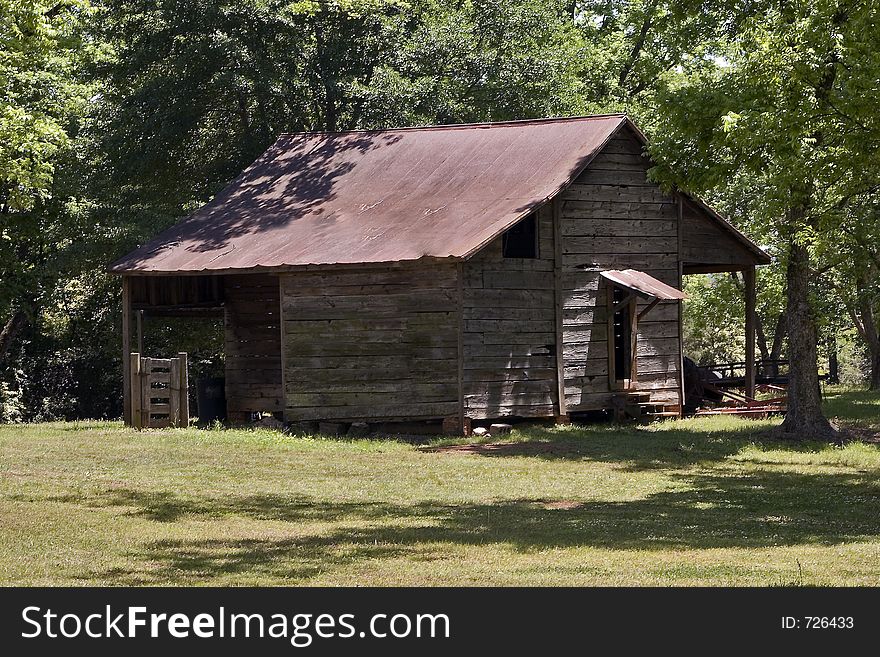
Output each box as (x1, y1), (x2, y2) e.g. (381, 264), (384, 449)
(196, 377), (226, 426)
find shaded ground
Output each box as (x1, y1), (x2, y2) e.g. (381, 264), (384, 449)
(1, 386), (878, 586)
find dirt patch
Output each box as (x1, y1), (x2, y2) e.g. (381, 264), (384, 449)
(424, 441), (578, 457)
(839, 426), (880, 445)
(541, 500), (584, 510)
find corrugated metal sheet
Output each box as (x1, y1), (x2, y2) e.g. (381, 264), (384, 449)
(109, 115), (628, 274)
(600, 269), (687, 300)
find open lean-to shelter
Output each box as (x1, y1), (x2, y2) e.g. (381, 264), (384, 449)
(110, 114), (770, 432)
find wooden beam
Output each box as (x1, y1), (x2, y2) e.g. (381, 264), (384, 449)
(169, 357), (181, 427)
(612, 292), (637, 314)
(122, 276), (132, 426)
(178, 352), (189, 427)
(636, 298), (661, 322)
(129, 352), (141, 429)
(278, 275), (287, 423)
(456, 261), (467, 433)
(551, 199), (567, 417)
(136, 310), (144, 354)
(677, 195), (686, 415)
(744, 266), (757, 398)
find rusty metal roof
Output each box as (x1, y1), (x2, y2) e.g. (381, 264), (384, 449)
(109, 115), (629, 274)
(600, 269), (687, 300)
(109, 114), (769, 275)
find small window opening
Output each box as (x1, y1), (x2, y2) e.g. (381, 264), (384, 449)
(611, 287), (633, 382)
(502, 213), (538, 258)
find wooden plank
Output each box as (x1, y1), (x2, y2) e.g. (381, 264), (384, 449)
(480, 270), (554, 290)
(636, 338), (681, 357)
(136, 309), (143, 355)
(560, 219), (677, 237)
(677, 196), (685, 414)
(562, 200), (677, 220)
(463, 319), (554, 334)
(456, 262), (465, 433)
(122, 277), (132, 426)
(178, 352), (189, 427)
(744, 266), (756, 398)
(143, 358), (173, 369)
(283, 266), (459, 289)
(575, 169), (651, 186)
(147, 372), (170, 385)
(464, 404), (556, 420)
(287, 367), (456, 385)
(562, 236), (678, 254)
(129, 352), (141, 429)
(288, 390), (459, 406)
(169, 356), (180, 427)
(552, 197), (566, 417)
(589, 151), (650, 167)
(464, 379), (555, 395)
(462, 337), (555, 353)
(140, 358), (150, 427)
(463, 367), (557, 383)
(563, 183), (671, 204)
(462, 288), (554, 307)
(463, 307), (556, 321)
(463, 355), (555, 370)
(464, 391), (554, 408)
(562, 253), (679, 270)
(285, 381), (460, 396)
(285, 402), (460, 422)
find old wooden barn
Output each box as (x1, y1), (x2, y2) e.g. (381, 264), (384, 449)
(110, 115), (769, 431)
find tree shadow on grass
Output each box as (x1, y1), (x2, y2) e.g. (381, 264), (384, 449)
(425, 419), (825, 471)
(92, 467), (880, 584)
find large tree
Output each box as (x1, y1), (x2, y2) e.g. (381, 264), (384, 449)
(652, 0), (880, 440)
(0, 0), (90, 362)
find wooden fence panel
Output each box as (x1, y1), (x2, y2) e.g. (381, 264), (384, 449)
(128, 352), (189, 429)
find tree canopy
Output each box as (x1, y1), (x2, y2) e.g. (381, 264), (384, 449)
(2, 0), (879, 436)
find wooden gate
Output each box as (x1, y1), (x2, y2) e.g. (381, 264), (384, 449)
(129, 352), (189, 428)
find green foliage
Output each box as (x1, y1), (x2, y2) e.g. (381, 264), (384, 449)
(2, 0), (879, 420)
(0, 0), (89, 211)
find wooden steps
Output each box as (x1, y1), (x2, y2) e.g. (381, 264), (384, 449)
(612, 391), (680, 421)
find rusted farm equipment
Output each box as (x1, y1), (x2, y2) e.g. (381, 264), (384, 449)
(129, 352), (189, 429)
(687, 359), (789, 418)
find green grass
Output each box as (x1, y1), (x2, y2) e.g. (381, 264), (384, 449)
(1, 386), (879, 586)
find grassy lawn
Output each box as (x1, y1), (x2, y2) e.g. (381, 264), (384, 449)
(2, 387), (880, 586)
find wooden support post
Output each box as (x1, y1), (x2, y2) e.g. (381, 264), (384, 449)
(552, 199), (568, 418)
(130, 352), (142, 429)
(169, 357), (181, 427)
(278, 275), (287, 424)
(122, 276), (132, 426)
(676, 196), (686, 416)
(136, 310), (144, 355)
(178, 352), (189, 427)
(456, 262), (467, 433)
(744, 266), (757, 399)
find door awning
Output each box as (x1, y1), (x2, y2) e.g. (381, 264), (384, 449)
(600, 269), (687, 300)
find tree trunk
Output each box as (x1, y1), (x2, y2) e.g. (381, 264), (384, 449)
(0, 309), (29, 364)
(855, 274), (880, 390)
(870, 352), (880, 390)
(827, 335), (839, 385)
(776, 239), (836, 440)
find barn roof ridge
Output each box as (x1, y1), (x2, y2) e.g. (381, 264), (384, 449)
(275, 114), (629, 137)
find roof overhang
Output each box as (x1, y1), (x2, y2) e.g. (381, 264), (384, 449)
(600, 269), (687, 301)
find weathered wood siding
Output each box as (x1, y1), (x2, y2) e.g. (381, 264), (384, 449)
(680, 198), (756, 270)
(559, 125), (683, 410)
(461, 205), (558, 419)
(280, 265), (460, 422)
(224, 274), (283, 415)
